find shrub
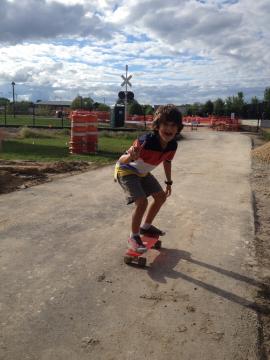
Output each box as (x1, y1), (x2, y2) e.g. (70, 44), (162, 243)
(19, 127), (56, 139)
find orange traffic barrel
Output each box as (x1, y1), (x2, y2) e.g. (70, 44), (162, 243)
(69, 111), (98, 154)
(69, 113), (87, 154)
(86, 113), (98, 153)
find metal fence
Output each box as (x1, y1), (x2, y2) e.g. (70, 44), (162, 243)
(0, 104), (71, 128)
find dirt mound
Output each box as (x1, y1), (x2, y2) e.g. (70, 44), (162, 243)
(252, 141), (270, 163)
(0, 160), (91, 194)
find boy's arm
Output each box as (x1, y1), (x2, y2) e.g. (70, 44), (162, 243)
(118, 139), (144, 164)
(118, 152), (133, 164)
(163, 160), (172, 196)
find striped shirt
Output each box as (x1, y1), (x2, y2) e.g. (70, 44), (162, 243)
(115, 132), (178, 177)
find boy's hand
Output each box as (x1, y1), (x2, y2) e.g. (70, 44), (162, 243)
(128, 141), (145, 161)
(165, 184), (172, 197)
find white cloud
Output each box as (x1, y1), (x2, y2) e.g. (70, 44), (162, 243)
(0, 0), (116, 43)
(0, 0), (269, 104)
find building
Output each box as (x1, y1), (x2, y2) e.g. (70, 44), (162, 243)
(35, 100), (72, 117)
(35, 100), (72, 109)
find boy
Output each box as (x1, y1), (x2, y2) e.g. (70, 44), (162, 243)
(115, 104), (183, 253)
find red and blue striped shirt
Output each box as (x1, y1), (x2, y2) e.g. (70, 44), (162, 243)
(116, 132), (178, 177)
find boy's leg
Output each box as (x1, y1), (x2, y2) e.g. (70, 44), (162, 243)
(129, 197), (148, 253)
(144, 190), (167, 225)
(132, 196), (148, 234)
(139, 174), (167, 234)
(117, 174), (148, 252)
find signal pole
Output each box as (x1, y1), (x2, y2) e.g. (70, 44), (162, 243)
(121, 65), (132, 124)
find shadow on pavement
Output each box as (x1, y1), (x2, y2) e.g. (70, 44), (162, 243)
(147, 248), (270, 315)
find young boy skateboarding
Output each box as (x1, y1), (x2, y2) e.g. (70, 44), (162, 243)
(115, 104), (183, 253)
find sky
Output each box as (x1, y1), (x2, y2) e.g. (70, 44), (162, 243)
(0, 0), (269, 105)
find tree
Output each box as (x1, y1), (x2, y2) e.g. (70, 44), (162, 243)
(233, 92), (245, 117)
(0, 97), (9, 106)
(191, 102), (203, 116)
(263, 87), (270, 119)
(249, 97), (260, 119)
(71, 96), (94, 110)
(264, 87), (270, 102)
(213, 98), (225, 116)
(128, 101), (143, 115)
(15, 101), (33, 115)
(144, 105), (154, 115)
(185, 102), (202, 116)
(203, 100), (214, 116)
(95, 103), (110, 111)
(186, 105), (193, 116)
(225, 96), (233, 115)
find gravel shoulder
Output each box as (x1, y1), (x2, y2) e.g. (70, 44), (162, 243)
(249, 133), (270, 358)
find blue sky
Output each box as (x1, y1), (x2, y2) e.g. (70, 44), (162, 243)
(0, 0), (269, 105)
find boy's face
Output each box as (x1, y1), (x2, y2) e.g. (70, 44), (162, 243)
(158, 121), (178, 144)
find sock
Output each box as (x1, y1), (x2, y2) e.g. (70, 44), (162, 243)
(141, 223), (151, 230)
(130, 232), (140, 239)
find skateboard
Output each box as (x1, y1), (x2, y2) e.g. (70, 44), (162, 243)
(124, 235), (162, 267)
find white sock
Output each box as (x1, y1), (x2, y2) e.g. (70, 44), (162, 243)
(141, 223), (151, 230)
(130, 232), (140, 239)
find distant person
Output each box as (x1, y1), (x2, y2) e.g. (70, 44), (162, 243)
(114, 104), (183, 253)
(191, 118), (198, 130)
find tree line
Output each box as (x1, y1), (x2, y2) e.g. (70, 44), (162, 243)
(0, 96), (111, 116)
(72, 95), (154, 116)
(1, 87), (270, 118)
(185, 87), (270, 119)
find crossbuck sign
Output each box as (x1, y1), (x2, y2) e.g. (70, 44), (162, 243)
(120, 65), (132, 123)
(121, 65), (132, 88)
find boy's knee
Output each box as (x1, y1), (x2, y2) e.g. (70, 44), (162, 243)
(135, 197), (148, 208)
(153, 191), (167, 204)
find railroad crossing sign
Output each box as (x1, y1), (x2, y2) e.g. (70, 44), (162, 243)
(121, 65), (132, 88)
(120, 65), (133, 124)
(121, 74), (132, 87)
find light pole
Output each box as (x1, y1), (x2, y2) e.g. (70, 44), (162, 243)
(11, 81), (15, 118)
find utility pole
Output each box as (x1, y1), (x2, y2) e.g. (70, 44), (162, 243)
(121, 65), (132, 124)
(11, 81), (16, 118)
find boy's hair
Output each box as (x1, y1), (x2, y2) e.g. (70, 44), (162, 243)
(152, 104), (183, 134)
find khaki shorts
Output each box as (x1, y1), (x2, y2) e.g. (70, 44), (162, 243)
(118, 173), (163, 205)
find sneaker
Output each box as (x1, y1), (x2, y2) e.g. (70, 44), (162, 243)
(128, 235), (147, 253)
(140, 225), (166, 236)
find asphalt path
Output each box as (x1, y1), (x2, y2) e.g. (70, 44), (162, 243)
(0, 130), (261, 360)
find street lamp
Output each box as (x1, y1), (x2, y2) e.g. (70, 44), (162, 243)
(11, 81), (15, 118)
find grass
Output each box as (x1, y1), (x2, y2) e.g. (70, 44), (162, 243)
(261, 128), (270, 141)
(0, 129), (140, 163)
(0, 114), (70, 127)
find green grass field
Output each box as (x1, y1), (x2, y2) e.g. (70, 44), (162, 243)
(0, 114), (71, 127)
(0, 129), (142, 164)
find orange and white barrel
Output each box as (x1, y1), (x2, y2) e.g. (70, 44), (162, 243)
(69, 113), (87, 154)
(69, 111), (98, 154)
(85, 113), (98, 153)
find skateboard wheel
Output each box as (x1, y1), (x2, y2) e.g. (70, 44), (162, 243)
(124, 256), (133, 265)
(153, 240), (162, 250)
(138, 257), (146, 267)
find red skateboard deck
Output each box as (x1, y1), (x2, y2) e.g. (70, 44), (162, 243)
(124, 235), (162, 267)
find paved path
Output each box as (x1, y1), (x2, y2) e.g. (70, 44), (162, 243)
(0, 131), (260, 359)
